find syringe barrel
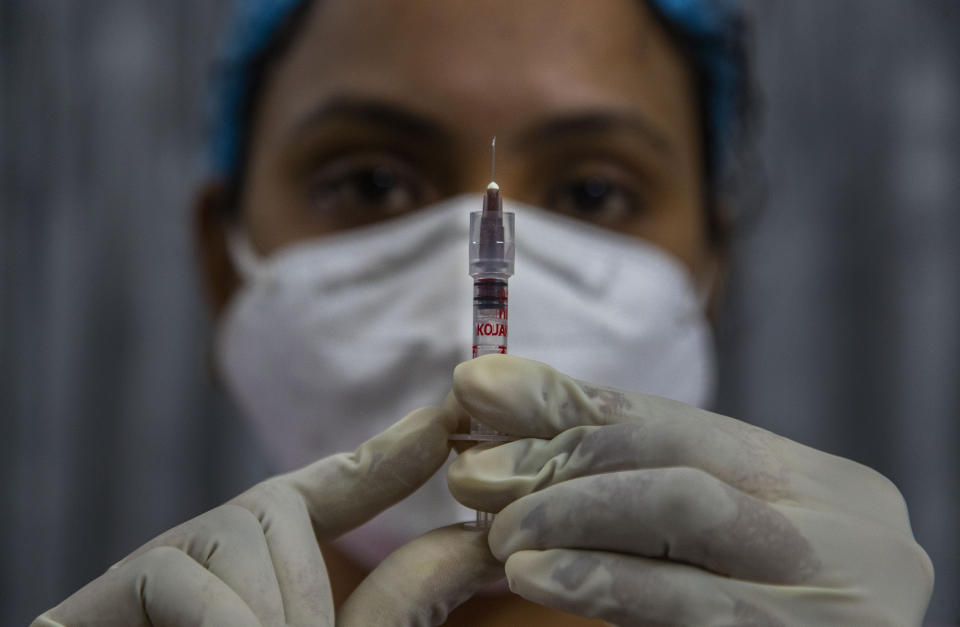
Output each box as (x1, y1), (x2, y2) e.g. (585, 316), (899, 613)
(472, 278), (508, 360)
(469, 211), (515, 279)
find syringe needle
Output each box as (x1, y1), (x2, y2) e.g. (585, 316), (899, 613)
(491, 136), (496, 182)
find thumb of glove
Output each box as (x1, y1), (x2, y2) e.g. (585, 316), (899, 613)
(337, 524), (504, 626)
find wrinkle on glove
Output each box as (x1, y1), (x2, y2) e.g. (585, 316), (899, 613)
(448, 355), (934, 626)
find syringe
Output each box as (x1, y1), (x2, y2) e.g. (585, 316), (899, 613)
(462, 137), (516, 528)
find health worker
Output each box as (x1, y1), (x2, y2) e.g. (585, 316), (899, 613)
(33, 0), (934, 625)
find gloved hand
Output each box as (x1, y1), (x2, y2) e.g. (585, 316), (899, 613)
(448, 355), (934, 626)
(33, 405), (502, 627)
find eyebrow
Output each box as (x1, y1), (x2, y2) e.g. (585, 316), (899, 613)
(517, 110), (673, 156)
(287, 96), (453, 146)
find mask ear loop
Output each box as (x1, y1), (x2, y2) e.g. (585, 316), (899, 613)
(205, 228), (270, 389)
(226, 227), (271, 283)
(695, 258), (719, 310)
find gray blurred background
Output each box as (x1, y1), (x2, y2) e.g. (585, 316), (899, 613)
(2, 1), (957, 624)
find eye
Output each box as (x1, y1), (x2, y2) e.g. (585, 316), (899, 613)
(545, 173), (644, 225)
(307, 154), (433, 220)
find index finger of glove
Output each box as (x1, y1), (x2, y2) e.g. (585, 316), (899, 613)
(281, 405), (459, 540)
(452, 355), (790, 499)
(455, 355), (747, 439)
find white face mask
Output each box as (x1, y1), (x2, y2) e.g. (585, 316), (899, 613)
(216, 194), (716, 566)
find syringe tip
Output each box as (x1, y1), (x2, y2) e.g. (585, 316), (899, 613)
(483, 180), (502, 214)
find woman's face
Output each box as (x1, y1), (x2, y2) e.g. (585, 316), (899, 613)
(200, 0), (712, 311)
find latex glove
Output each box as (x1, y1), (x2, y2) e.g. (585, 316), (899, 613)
(448, 355), (934, 626)
(33, 405), (502, 627)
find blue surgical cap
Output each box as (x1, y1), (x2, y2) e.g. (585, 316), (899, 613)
(209, 0), (746, 180)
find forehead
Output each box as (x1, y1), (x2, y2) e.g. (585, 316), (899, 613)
(257, 0), (697, 156)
